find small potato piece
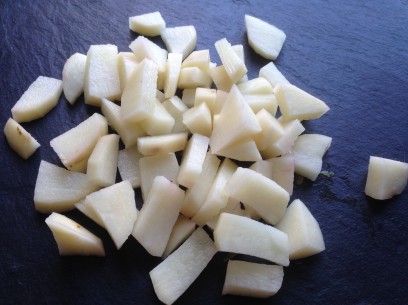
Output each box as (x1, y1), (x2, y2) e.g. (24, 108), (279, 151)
(62, 53), (87, 104)
(365, 156), (408, 200)
(162, 96), (189, 133)
(129, 12), (166, 36)
(161, 26), (197, 60)
(163, 215), (196, 258)
(11, 76), (62, 123)
(214, 38), (247, 83)
(117, 145), (143, 188)
(259, 62), (290, 88)
(182, 103), (212, 137)
(4, 118), (40, 159)
(164, 53), (183, 98)
(137, 133), (188, 156)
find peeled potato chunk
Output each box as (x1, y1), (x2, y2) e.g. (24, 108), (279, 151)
(45, 212), (105, 256)
(62, 52), (87, 104)
(214, 38), (247, 84)
(162, 215), (196, 258)
(150, 227), (217, 305)
(259, 62), (290, 88)
(214, 213), (289, 266)
(129, 11), (166, 36)
(222, 260), (284, 298)
(11, 76), (62, 123)
(365, 156), (408, 200)
(161, 26), (197, 60)
(3, 118), (40, 159)
(137, 132), (188, 156)
(245, 15), (286, 60)
(275, 199), (325, 260)
(117, 145), (143, 188)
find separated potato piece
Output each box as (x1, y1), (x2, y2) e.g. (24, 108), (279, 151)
(75, 200), (105, 228)
(214, 213), (289, 266)
(50, 113), (108, 172)
(87, 134), (119, 188)
(163, 215), (196, 258)
(215, 38), (247, 83)
(162, 96), (189, 133)
(129, 11), (166, 36)
(139, 153), (179, 200)
(129, 36), (167, 75)
(34, 161), (98, 213)
(275, 199), (325, 259)
(164, 53), (183, 98)
(161, 26), (197, 60)
(245, 15), (286, 60)
(181, 49), (210, 71)
(224, 167), (289, 225)
(222, 261), (284, 298)
(253, 109), (285, 151)
(45, 212), (105, 256)
(259, 62), (290, 88)
(181, 88), (196, 107)
(217, 140), (262, 162)
(84, 44), (121, 106)
(62, 53), (87, 104)
(133, 176), (185, 257)
(118, 52), (139, 92)
(150, 227), (217, 305)
(274, 84), (330, 121)
(177, 133), (209, 189)
(139, 98), (175, 136)
(11, 76), (62, 123)
(182, 102), (212, 137)
(117, 145), (143, 188)
(178, 67), (212, 89)
(231, 44), (248, 83)
(137, 132), (188, 156)
(365, 156), (408, 200)
(4, 118), (40, 159)
(205, 198), (246, 230)
(194, 87), (217, 113)
(209, 65), (235, 92)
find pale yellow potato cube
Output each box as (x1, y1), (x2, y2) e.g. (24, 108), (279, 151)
(62, 53), (87, 105)
(129, 12), (166, 36)
(214, 38), (247, 83)
(137, 133), (188, 156)
(181, 49), (210, 71)
(178, 67), (212, 89)
(139, 98), (175, 135)
(4, 118), (40, 159)
(217, 140), (262, 162)
(161, 26), (197, 60)
(182, 102), (212, 137)
(259, 62), (290, 88)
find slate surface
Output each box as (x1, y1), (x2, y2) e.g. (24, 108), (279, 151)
(1, 0), (408, 304)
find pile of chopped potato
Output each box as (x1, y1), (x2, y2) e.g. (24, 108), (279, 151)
(4, 10), (408, 305)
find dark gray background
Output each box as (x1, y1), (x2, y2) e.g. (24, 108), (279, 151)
(1, 0), (408, 304)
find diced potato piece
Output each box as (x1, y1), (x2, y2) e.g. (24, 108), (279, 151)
(181, 152), (221, 218)
(34, 161), (97, 213)
(253, 109), (285, 151)
(162, 96), (189, 133)
(205, 198), (245, 230)
(222, 261), (283, 298)
(161, 26), (197, 60)
(181, 88), (196, 107)
(178, 67), (212, 89)
(243, 94), (278, 115)
(214, 213), (289, 266)
(129, 36), (167, 75)
(45, 212), (105, 256)
(192, 158), (237, 226)
(213, 90), (228, 115)
(224, 167), (289, 225)
(137, 133), (188, 156)
(75, 200), (105, 228)
(237, 77), (274, 94)
(87, 134), (119, 188)
(139, 153), (179, 200)
(118, 52), (139, 92)
(194, 88), (216, 113)
(214, 38), (247, 83)
(365, 156), (408, 200)
(82, 181), (137, 249)
(274, 84), (330, 121)
(62, 53), (87, 104)
(259, 62), (290, 88)
(250, 156), (295, 195)
(121, 58), (158, 124)
(150, 228), (217, 305)
(182, 102), (212, 137)
(245, 15), (286, 60)
(177, 133), (209, 188)
(210, 85), (261, 154)
(231, 44), (248, 83)
(276, 199), (325, 259)
(291, 134), (332, 181)
(11, 76), (62, 123)
(217, 140), (262, 162)
(164, 53), (183, 98)
(84, 44), (121, 106)
(117, 145), (143, 188)
(139, 98), (175, 135)
(50, 113), (108, 172)
(208, 65), (234, 92)
(4, 118), (40, 159)
(101, 98), (146, 148)
(261, 119), (304, 158)
(133, 176), (185, 256)
(129, 11), (166, 36)
(163, 215), (196, 258)
(181, 49), (210, 71)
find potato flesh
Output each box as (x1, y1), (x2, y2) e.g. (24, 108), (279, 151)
(214, 38), (247, 83)
(162, 97), (189, 133)
(208, 65), (235, 92)
(133, 176), (185, 257)
(50, 113), (108, 172)
(222, 261), (283, 298)
(117, 52), (139, 92)
(365, 156), (408, 200)
(194, 87), (217, 113)
(62, 53), (87, 104)
(129, 36), (167, 75)
(178, 67), (212, 89)
(11, 76), (62, 123)
(34, 161), (98, 213)
(139, 98), (175, 136)
(181, 49), (210, 70)
(129, 11), (166, 36)
(117, 145), (143, 188)
(162, 215), (196, 258)
(224, 167), (289, 225)
(214, 213), (289, 266)
(3, 118), (40, 159)
(84, 44), (121, 106)
(182, 102), (212, 137)
(150, 227), (217, 305)
(259, 62), (290, 88)
(276, 199), (325, 259)
(137, 133), (188, 156)
(217, 140), (262, 162)
(254, 109), (285, 151)
(87, 134), (119, 188)
(164, 53), (183, 98)
(45, 212), (105, 256)
(161, 26), (197, 60)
